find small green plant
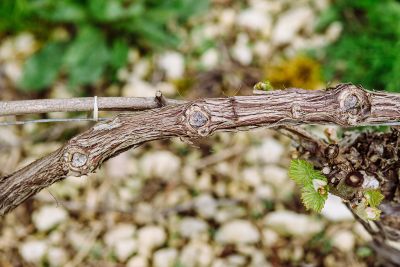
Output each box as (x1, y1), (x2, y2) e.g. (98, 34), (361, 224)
(289, 160), (385, 220)
(364, 189), (384, 208)
(253, 80), (273, 91)
(288, 159), (328, 213)
(316, 0), (400, 92)
(0, 0), (209, 92)
(354, 188), (384, 221)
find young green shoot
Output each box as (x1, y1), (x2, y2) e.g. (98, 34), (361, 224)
(288, 159), (328, 213)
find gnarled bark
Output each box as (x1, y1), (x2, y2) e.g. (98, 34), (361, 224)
(1, 83), (400, 264)
(3, 83), (400, 215)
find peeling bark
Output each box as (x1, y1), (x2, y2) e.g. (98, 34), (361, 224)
(1, 83), (400, 264)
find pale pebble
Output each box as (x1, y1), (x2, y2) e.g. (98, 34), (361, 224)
(353, 222), (372, 242)
(137, 226), (166, 255)
(194, 194), (218, 219)
(227, 254), (247, 266)
(133, 58), (151, 79)
(216, 220), (260, 244)
(104, 224), (136, 247)
(262, 164), (288, 183)
(115, 239), (137, 262)
(250, 0), (283, 14)
(219, 9), (236, 28)
(127, 255), (148, 267)
(211, 259), (230, 267)
(0, 39), (15, 60)
(264, 211), (324, 237)
(14, 33), (36, 55)
(231, 34), (253, 66)
(47, 247), (68, 267)
(179, 217), (208, 238)
(140, 151), (181, 180)
(180, 240), (214, 267)
(157, 51), (185, 79)
(262, 229), (279, 247)
(106, 153), (134, 179)
(242, 168), (262, 187)
(272, 7), (314, 44)
(4, 61), (22, 82)
(122, 77), (156, 97)
(134, 202), (155, 224)
(200, 48), (219, 70)
(325, 22), (343, 42)
(255, 184), (274, 200)
(253, 41), (272, 59)
(19, 240), (47, 264)
(250, 250), (271, 267)
(331, 230), (355, 252)
(321, 194), (354, 222)
(32, 206), (68, 232)
(247, 138), (284, 164)
(67, 230), (91, 251)
(153, 248), (178, 267)
(237, 8), (272, 35)
(215, 206), (246, 223)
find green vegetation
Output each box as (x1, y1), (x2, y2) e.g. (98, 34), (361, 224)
(288, 159), (328, 213)
(0, 0), (208, 91)
(317, 0), (400, 92)
(364, 189), (384, 208)
(289, 159), (384, 220)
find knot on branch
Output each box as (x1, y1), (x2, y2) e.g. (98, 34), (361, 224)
(63, 146), (92, 176)
(291, 103), (304, 119)
(337, 84), (371, 126)
(184, 104), (211, 137)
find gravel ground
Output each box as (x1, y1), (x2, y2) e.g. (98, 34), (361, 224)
(0, 0), (376, 266)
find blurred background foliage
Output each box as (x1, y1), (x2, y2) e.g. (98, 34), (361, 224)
(0, 0), (399, 94)
(315, 0), (400, 92)
(0, 0), (208, 91)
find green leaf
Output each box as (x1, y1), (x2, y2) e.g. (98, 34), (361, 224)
(254, 81), (273, 91)
(32, 0), (86, 23)
(19, 42), (65, 91)
(289, 159), (328, 213)
(63, 27), (109, 88)
(364, 189), (384, 208)
(301, 184), (328, 213)
(354, 200), (382, 221)
(288, 159), (327, 186)
(129, 19), (180, 48)
(315, 7), (340, 32)
(89, 0), (125, 22)
(110, 39), (129, 70)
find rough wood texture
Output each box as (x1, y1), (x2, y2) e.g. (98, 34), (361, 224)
(3, 83), (400, 264)
(2, 83), (400, 216)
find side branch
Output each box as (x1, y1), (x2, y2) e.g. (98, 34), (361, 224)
(0, 96), (183, 116)
(1, 84), (400, 215)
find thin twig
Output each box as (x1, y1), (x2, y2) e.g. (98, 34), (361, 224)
(0, 96), (184, 116)
(0, 117), (109, 126)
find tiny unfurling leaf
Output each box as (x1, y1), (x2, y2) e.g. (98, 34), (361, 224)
(289, 159), (327, 186)
(253, 81), (273, 91)
(354, 203), (382, 221)
(301, 184), (328, 213)
(289, 159), (328, 213)
(364, 189), (384, 208)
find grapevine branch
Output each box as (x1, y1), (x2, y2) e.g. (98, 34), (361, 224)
(0, 95), (183, 116)
(1, 83), (400, 217)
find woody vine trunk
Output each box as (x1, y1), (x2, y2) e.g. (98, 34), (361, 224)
(1, 83), (400, 264)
